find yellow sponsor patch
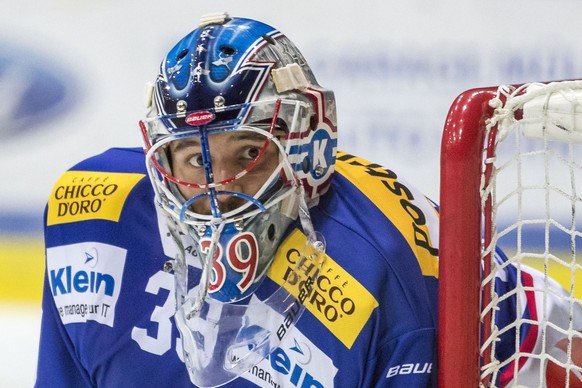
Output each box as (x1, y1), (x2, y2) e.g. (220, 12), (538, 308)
(268, 229), (379, 349)
(335, 152), (439, 278)
(47, 171), (145, 226)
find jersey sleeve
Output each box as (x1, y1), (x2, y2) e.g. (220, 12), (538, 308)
(361, 328), (436, 387)
(35, 270), (93, 387)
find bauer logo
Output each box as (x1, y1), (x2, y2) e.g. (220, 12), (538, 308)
(47, 171), (144, 225)
(243, 327), (338, 387)
(385, 362), (433, 380)
(268, 229), (379, 348)
(46, 242), (126, 326)
(185, 111), (215, 126)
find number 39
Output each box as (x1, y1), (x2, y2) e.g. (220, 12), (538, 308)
(199, 232), (259, 294)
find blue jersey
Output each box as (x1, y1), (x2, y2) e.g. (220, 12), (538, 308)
(35, 147), (441, 387)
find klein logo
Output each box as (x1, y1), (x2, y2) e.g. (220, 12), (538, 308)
(46, 242), (126, 326)
(244, 327), (337, 387)
(50, 250), (115, 297)
(266, 340), (324, 388)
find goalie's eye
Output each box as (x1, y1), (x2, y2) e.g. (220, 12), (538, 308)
(188, 154), (204, 168)
(241, 146), (261, 160)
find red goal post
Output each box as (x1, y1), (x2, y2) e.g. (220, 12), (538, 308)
(438, 80), (582, 387)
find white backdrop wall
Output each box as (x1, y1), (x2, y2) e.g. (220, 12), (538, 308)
(1, 0), (582, 233)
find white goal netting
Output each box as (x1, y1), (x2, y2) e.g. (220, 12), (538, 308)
(480, 80), (582, 387)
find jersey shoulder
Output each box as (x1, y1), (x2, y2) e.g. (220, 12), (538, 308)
(45, 147), (151, 234)
(324, 151), (440, 278)
(289, 152), (439, 350)
(69, 147), (147, 174)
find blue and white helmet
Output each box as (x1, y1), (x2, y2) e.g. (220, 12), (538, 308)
(140, 13), (334, 386)
(141, 12), (336, 303)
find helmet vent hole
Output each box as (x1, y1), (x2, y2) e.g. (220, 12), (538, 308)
(267, 224), (276, 241)
(176, 49), (189, 61)
(219, 45), (236, 56)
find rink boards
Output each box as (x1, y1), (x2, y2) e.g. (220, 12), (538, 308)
(0, 235), (580, 304)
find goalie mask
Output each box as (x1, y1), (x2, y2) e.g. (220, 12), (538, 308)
(140, 13), (336, 387)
